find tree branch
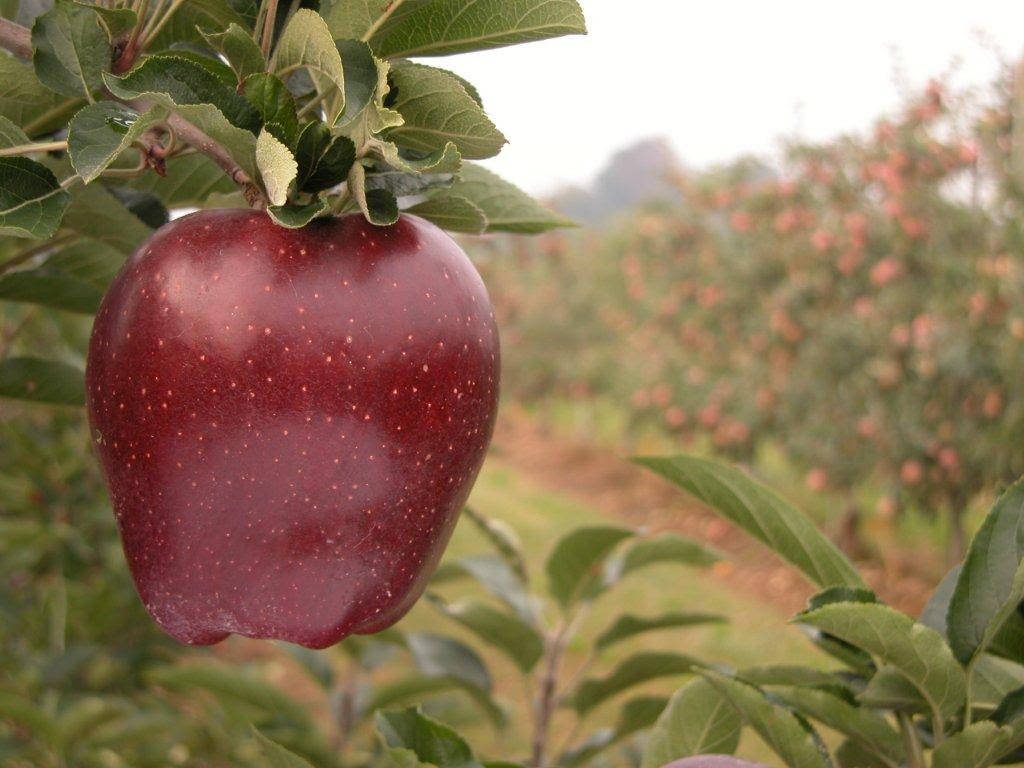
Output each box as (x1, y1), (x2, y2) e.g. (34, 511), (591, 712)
(0, 17), (265, 208)
(0, 17), (31, 59)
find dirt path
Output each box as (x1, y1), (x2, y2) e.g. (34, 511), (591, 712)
(490, 407), (938, 617)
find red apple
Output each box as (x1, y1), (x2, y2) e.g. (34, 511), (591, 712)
(86, 210), (499, 648)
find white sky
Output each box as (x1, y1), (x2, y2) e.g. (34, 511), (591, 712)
(436, 1), (1024, 195)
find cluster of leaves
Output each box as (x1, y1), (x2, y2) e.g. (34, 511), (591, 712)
(0, 0), (581, 418)
(478, 67), (1024, 548)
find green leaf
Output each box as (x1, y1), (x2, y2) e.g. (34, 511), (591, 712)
(320, 0), (388, 39)
(545, 524), (634, 609)
(441, 553), (536, 621)
(370, 0), (587, 59)
(570, 651), (696, 715)
(378, 140), (461, 175)
(62, 182), (152, 253)
(635, 455), (866, 590)
(83, 3), (136, 40)
(448, 162), (575, 234)
(406, 632), (491, 692)
(931, 720), (1016, 768)
(769, 686), (904, 764)
(108, 186), (169, 228)
(461, 507), (529, 581)
(294, 124), (355, 192)
(41, 238), (123, 288)
(0, 269), (102, 313)
(130, 152), (236, 207)
(0, 356), (84, 405)
(700, 670), (832, 768)
(0, 114), (30, 147)
(202, 23), (265, 83)
(947, 480), (1024, 665)
(279, 644), (334, 689)
(0, 53), (68, 131)
(104, 54), (260, 133)
(640, 678), (741, 768)
(376, 707), (482, 768)
(244, 73), (299, 146)
(594, 611), (726, 651)
(834, 740), (890, 768)
(610, 534), (722, 585)
(430, 597), (543, 672)
(272, 9), (345, 123)
(406, 195), (485, 234)
(858, 665), (925, 712)
(67, 101), (166, 183)
(31, 0), (109, 99)
(349, 161), (398, 225)
(799, 602), (966, 721)
(336, 38), (379, 126)
(146, 0), (247, 49)
(255, 127), (296, 206)
(252, 728), (316, 768)
(0, 692), (59, 743)
(972, 654), (1024, 711)
(387, 61), (505, 160)
(739, 665), (854, 692)
(0, 156), (70, 239)
(561, 696), (667, 767)
(361, 674), (506, 729)
(268, 198), (328, 228)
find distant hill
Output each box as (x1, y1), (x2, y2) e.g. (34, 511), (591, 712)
(548, 137), (685, 226)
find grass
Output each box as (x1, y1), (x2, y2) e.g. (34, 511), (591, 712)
(390, 456), (832, 765)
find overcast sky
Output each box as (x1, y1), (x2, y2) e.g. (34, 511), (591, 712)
(437, 2), (1024, 195)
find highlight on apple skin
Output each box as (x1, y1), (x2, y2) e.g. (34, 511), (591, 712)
(86, 210), (500, 648)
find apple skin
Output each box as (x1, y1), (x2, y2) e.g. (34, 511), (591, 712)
(85, 210), (499, 648)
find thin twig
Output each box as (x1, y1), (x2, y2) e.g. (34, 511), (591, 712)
(260, 0), (279, 59)
(362, 0), (405, 42)
(140, 0), (185, 49)
(0, 141), (68, 157)
(0, 234), (75, 276)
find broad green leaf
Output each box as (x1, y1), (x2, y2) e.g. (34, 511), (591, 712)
(739, 665), (853, 691)
(361, 674), (506, 728)
(462, 507), (529, 582)
(858, 665), (925, 712)
(561, 696), (667, 767)
(948, 480), (1024, 665)
(0, 269), (101, 313)
(545, 524), (634, 608)
(800, 602), (966, 721)
(640, 678), (741, 768)
(570, 651), (696, 715)
(806, 586), (878, 611)
(336, 38), (379, 126)
(378, 140), (461, 175)
(130, 152), (236, 207)
(0, 53), (68, 131)
(406, 195), (485, 234)
(244, 73), (299, 146)
(635, 455), (866, 589)
(83, 4), (136, 39)
(406, 632), (491, 692)
(431, 597), (542, 672)
(202, 23), (265, 83)
(449, 162), (575, 233)
(834, 740), (890, 768)
(440, 553), (536, 621)
(769, 686), (903, 764)
(272, 9), (345, 123)
(0, 114), (29, 146)
(349, 161), (398, 225)
(62, 182), (151, 253)
(31, 0), (108, 98)
(387, 61), (505, 159)
(42, 238), (123, 288)
(595, 611), (726, 651)
(146, 0), (247, 49)
(279, 644), (334, 689)
(296, 126), (355, 193)
(0, 356), (84, 405)
(973, 654), (1024, 711)
(375, 707), (481, 768)
(370, 0), (587, 59)
(268, 198), (328, 228)
(931, 721), (1015, 768)
(319, 0), (388, 39)
(609, 534), (722, 586)
(146, 664), (315, 731)
(338, 50), (401, 141)
(255, 127), (297, 206)
(700, 670), (832, 768)
(103, 55), (260, 132)
(157, 49), (237, 87)
(67, 101), (166, 182)
(109, 186), (168, 228)
(252, 728), (316, 768)
(0, 156), (69, 238)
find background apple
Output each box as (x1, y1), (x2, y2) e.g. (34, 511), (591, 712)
(86, 210), (499, 648)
